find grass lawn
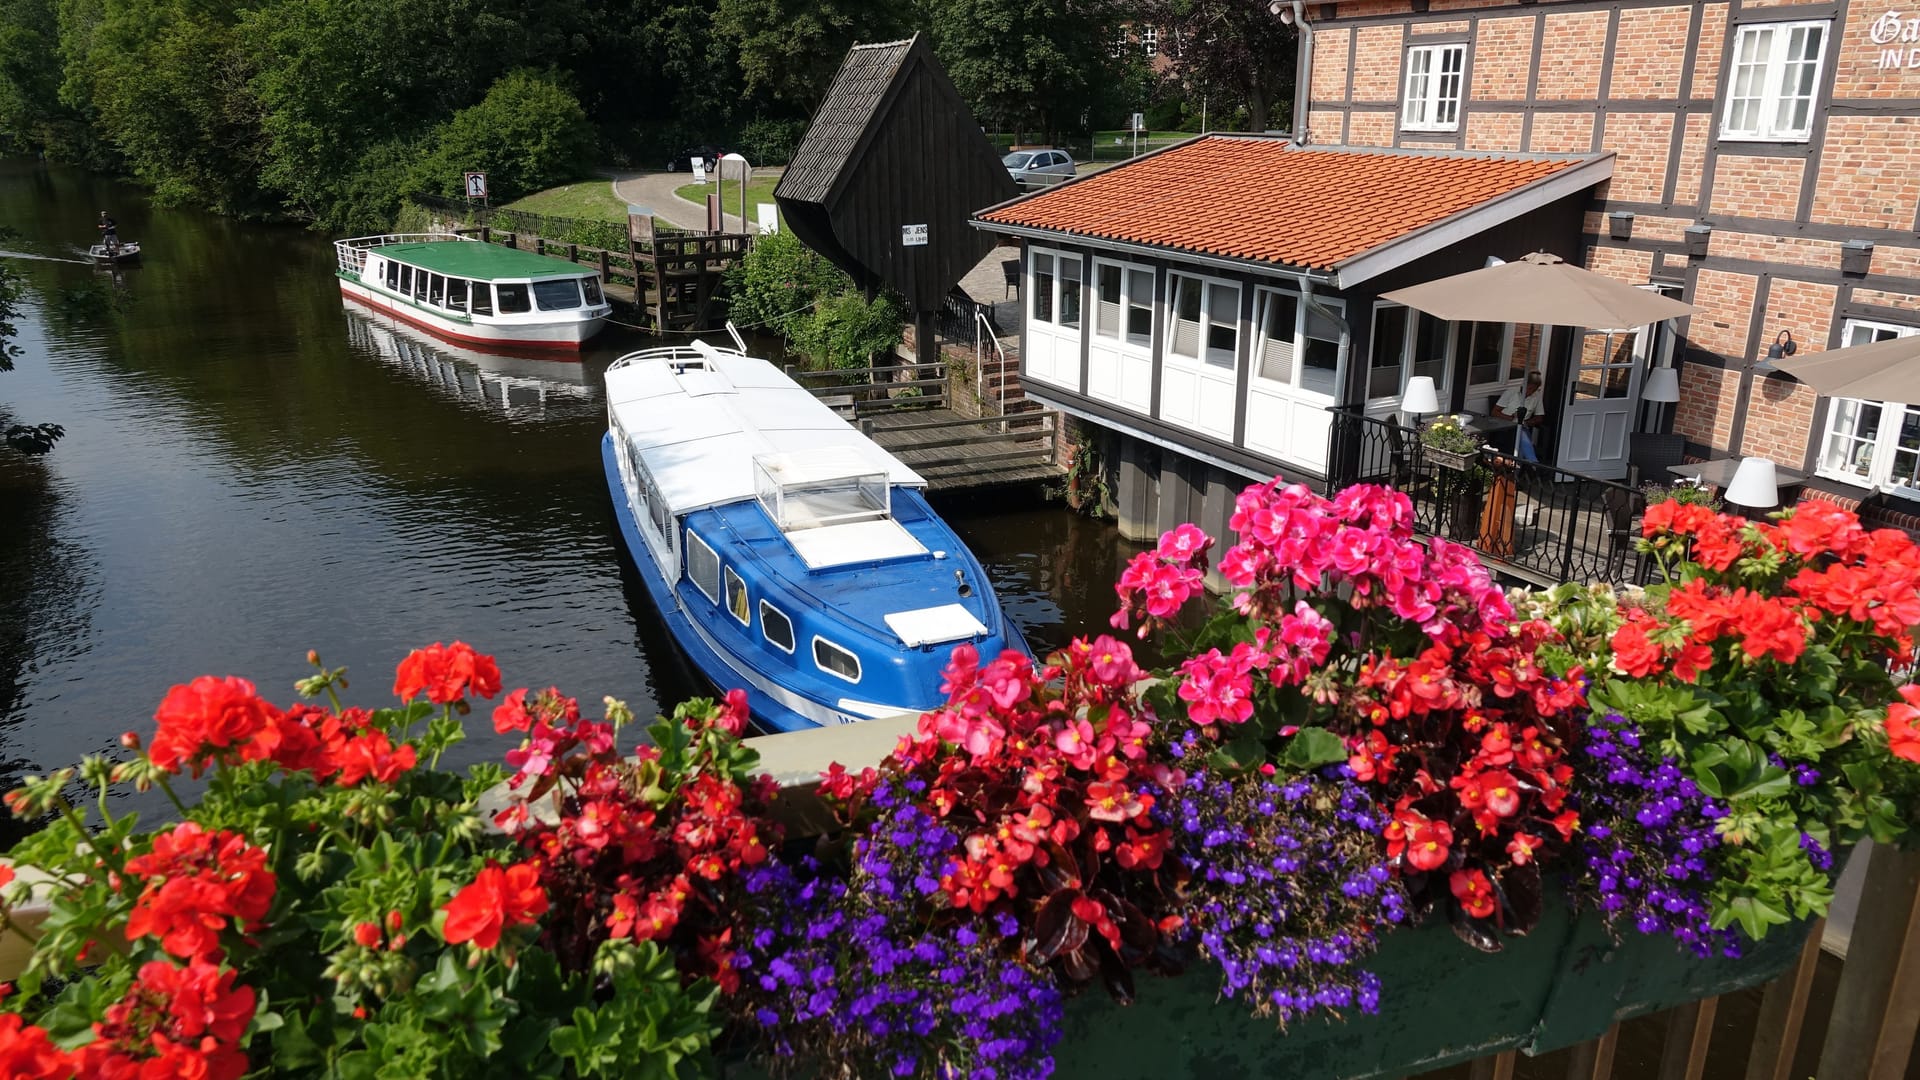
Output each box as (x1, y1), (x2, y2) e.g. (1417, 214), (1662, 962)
(674, 175), (780, 220)
(499, 180), (629, 223)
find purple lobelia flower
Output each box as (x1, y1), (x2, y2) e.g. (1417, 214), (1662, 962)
(1573, 714), (1739, 958)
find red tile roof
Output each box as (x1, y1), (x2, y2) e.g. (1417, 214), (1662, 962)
(976, 137), (1591, 272)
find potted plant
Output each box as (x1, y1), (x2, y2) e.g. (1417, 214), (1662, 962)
(1420, 415), (1482, 473)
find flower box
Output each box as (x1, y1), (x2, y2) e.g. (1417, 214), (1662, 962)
(1425, 446), (1479, 472)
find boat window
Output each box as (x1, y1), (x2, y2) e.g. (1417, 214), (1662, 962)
(583, 277), (603, 305)
(383, 259), (398, 290)
(533, 279), (582, 311)
(398, 265), (413, 294)
(447, 278), (468, 312)
(471, 283), (494, 316)
(724, 567), (750, 625)
(685, 531), (720, 603)
(428, 273), (445, 307)
(812, 637), (861, 683)
(496, 283), (531, 313)
(760, 601), (795, 653)
(413, 268), (429, 302)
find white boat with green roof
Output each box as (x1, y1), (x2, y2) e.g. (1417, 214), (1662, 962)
(333, 233), (611, 351)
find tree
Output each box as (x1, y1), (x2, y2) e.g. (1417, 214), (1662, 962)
(1142, 0), (1296, 133)
(714, 0), (915, 110)
(410, 70), (597, 203)
(929, 0), (1129, 140)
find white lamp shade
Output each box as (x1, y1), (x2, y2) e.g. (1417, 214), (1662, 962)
(1643, 367), (1680, 403)
(1725, 457), (1780, 509)
(1402, 376), (1441, 415)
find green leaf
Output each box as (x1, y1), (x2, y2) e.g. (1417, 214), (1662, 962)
(1281, 727), (1348, 769)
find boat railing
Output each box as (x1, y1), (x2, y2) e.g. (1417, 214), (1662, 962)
(332, 233), (475, 276)
(605, 343), (748, 373)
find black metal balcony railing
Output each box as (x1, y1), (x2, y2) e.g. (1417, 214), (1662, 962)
(1326, 407), (1651, 588)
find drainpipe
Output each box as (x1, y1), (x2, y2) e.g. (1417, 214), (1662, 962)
(1288, 1), (1314, 145)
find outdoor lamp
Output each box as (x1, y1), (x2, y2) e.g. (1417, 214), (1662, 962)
(1753, 330), (1797, 373)
(1402, 376), (1440, 417)
(1643, 367), (1680, 403)
(1724, 457), (1780, 510)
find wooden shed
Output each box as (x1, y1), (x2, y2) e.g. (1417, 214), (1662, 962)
(776, 34), (1016, 364)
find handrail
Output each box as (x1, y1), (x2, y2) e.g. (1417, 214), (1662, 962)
(976, 307), (1008, 416)
(332, 233), (473, 275)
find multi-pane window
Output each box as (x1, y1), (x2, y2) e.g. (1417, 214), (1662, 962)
(1401, 44), (1465, 132)
(1030, 250), (1083, 330)
(1819, 321), (1920, 497)
(1722, 21), (1828, 141)
(1367, 302), (1460, 406)
(1255, 289), (1342, 399)
(1142, 27), (1158, 57)
(1094, 260), (1155, 348)
(1168, 274), (1240, 370)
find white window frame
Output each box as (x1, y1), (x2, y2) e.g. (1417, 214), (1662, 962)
(1166, 272), (1241, 372)
(811, 636), (862, 683)
(1461, 320), (1520, 400)
(1091, 257), (1155, 352)
(1028, 248), (1083, 331)
(1253, 287), (1343, 402)
(1142, 27), (1157, 57)
(1817, 320), (1920, 499)
(685, 531), (721, 604)
(1720, 21), (1829, 143)
(1401, 43), (1465, 133)
(759, 600), (795, 654)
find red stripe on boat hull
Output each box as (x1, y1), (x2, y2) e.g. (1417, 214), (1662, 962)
(340, 287), (599, 353)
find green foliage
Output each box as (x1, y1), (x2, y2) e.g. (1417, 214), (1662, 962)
(724, 229), (849, 337)
(713, 0), (911, 107)
(410, 70), (597, 206)
(736, 117), (807, 166)
(931, 0), (1133, 139)
(549, 942), (717, 1079)
(788, 289), (905, 371)
(0, 258), (65, 455)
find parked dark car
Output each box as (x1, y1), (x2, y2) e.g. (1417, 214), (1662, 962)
(666, 145), (726, 173)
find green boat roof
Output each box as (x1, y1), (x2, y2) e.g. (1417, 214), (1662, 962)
(370, 241), (592, 280)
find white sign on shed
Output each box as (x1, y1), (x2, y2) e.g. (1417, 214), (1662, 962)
(901, 223), (928, 247)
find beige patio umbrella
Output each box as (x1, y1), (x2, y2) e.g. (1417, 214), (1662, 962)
(1772, 334), (1920, 405)
(1380, 252), (1696, 327)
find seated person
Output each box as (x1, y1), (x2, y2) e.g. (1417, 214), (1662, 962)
(1492, 373), (1547, 461)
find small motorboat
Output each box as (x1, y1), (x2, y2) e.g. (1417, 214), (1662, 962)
(88, 241), (141, 263)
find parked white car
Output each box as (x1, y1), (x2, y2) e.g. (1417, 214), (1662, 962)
(1004, 149), (1076, 187)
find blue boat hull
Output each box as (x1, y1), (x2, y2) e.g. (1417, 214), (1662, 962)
(603, 433), (1026, 733)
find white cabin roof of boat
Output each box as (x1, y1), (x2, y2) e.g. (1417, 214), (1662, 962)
(605, 343), (925, 518)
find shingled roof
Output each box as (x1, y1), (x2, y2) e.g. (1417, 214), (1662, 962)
(975, 136), (1613, 287)
(777, 39), (913, 206)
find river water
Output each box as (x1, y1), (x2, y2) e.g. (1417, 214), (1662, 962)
(0, 159), (1142, 786)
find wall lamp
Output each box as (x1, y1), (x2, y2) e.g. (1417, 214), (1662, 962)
(1607, 211), (1635, 240)
(1842, 240), (1875, 276)
(1684, 224), (1712, 259)
(1751, 330), (1796, 373)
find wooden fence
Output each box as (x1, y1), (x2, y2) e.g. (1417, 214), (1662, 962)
(785, 361), (949, 417)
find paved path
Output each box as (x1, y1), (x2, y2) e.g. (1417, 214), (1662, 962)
(607, 170), (779, 234)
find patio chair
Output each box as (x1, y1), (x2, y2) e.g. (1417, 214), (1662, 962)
(1601, 485), (1641, 582)
(1626, 433), (1687, 489)
(1002, 260), (1020, 298)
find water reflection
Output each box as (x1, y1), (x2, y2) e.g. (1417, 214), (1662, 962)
(0, 157), (1144, 797)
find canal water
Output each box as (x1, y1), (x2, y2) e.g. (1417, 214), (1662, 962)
(0, 159), (1145, 788)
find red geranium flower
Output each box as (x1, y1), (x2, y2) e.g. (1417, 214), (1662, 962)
(1886, 685), (1920, 764)
(441, 861), (548, 950)
(330, 730), (416, 787)
(0, 1013), (74, 1078)
(393, 642), (502, 705)
(149, 675), (283, 776)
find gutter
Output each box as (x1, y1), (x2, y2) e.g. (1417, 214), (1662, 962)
(1290, 2), (1314, 145)
(967, 219), (1336, 288)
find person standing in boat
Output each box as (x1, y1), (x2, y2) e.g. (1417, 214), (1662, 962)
(97, 211), (118, 254)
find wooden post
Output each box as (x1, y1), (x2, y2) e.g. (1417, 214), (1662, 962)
(536, 237), (546, 256)
(599, 250), (611, 282)
(505, 232), (517, 249)
(1565, 1024), (1620, 1080)
(567, 243), (578, 263)
(1654, 997), (1718, 1080)
(1817, 844), (1920, 1080)
(1744, 918), (1825, 1080)
(915, 309), (938, 370)
(479, 226), (491, 244)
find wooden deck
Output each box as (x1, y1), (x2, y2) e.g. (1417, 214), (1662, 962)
(858, 409), (1063, 492)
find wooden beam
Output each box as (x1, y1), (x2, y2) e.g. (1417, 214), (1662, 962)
(1744, 917), (1825, 1080)
(1655, 997), (1718, 1080)
(1565, 1025), (1619, 1080)
(1817, 843), (1920, 1080)
(1467, 1051), (1516, 1080)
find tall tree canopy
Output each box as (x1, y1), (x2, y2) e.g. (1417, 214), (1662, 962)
(929, 0), (1132, 140)
(1141, 0), (1296, 133)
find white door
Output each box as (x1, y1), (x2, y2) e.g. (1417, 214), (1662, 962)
(1557, 325), (1644, 479)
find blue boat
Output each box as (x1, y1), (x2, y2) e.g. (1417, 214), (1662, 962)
(602, 337), (1027, 731)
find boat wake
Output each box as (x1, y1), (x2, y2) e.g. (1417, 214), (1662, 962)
(0, 248), (94, 265)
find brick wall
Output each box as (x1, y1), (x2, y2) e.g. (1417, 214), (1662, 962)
(1303, 0), (1920, 476)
